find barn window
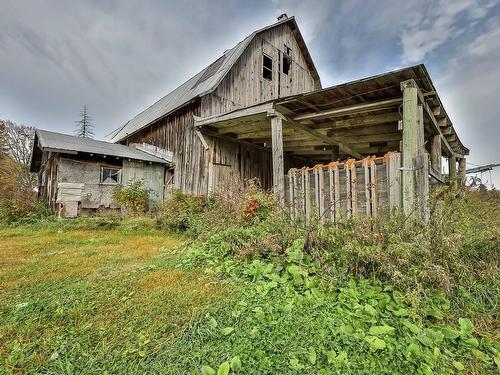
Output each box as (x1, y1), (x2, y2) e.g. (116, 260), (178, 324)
(282, 45), (291, 75)
(262, 53), (273, 80)
(100, 166), (121, 184)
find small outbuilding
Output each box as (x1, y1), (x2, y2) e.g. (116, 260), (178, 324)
(30, 129), (171, 218)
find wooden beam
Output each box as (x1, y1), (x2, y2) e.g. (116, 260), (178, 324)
(270, 110), (364, 159)
(310, 112), (400, 130)
(335, 132), (401, 144)
(449, 155), (457, 187)
(328, 123), (398, 136)
(292, 98), (402, 122)
(458, 158), (466, 185)
(271, 116), (285, 204)
(430, 134), (442, 177)
(401, 79), (419, 215)
(415, 87), (454, 157)
(193, 102), (273, 127)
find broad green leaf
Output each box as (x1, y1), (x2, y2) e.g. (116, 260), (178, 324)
(424, 328), (444, 345)
(339, 324), (354, 334)
(458, 318), (474, 335)
(472, 349), (490, 362)
(306, 348), (317, 364)
(217, 362), (230, 375)
(452, 361), (465, 371)
(465, 337), (479, 347)
(402, 320), (420, 334)
(208, 318), (218, 329)
(417, 335), (433, 347)
(201, 365), (216, 375)
(369, 325), (395, 336)
(439, 326), (459, 339)
(407, 342), (421, 356)
(336, 351), (349, 365)
(393, 308), (409, 317)
(220, 327), (234, 336)
(364, 304), (378, 316)
(230, 356), (241, 372)
(365, 335), (386, 350)
(325, 350), (336, 364)
(420, 364), (434, 375)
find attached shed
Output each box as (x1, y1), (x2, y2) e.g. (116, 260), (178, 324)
(30, 129), (171, 218)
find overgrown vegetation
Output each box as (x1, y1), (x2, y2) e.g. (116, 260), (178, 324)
(0, 185), (498, 374)
(0, 120), (45, 225)
(157, 186), (499, 374)
(113, 180), (152, 215)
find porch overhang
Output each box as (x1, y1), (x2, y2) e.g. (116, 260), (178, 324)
(194, 64), (469, 162)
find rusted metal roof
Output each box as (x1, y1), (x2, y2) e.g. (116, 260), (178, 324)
(106, 16), (320, 143)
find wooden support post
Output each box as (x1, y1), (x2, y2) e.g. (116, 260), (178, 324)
(431, 134), (442, 177)
(448, 155), (457, 187)
(401, 79), (420, 216)
(270, 115), (285, 204)
(458, 158), (466, 186)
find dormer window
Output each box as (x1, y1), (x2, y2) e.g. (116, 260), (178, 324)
(282, 45), (291, 75)
(262, 54), (273, 81)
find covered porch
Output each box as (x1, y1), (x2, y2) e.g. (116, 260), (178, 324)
(194, 65), (469, 218)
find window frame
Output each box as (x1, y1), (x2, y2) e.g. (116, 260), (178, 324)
(262, 53), (273, 81)
(282, 44), (291, 75)
(100, 166), (122, 185)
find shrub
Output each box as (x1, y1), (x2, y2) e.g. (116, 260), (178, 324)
(0, 200), (53, 225)
(113, 180), (151, 215)
(157, 191), (207, 233)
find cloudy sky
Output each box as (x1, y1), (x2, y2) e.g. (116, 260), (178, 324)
(1, 0), (499, 186)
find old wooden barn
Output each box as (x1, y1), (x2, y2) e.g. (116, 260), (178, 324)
(102, 14), (469, 220)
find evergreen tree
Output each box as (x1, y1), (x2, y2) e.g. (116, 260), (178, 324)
(74, 105), (94, 138)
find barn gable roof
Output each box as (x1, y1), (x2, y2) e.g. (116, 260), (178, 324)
(106, 16), (320, 143)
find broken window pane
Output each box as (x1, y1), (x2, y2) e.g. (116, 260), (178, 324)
(263, 54), (272, 80)
(100, 167), (121, 184)
(283, 45), (291, 75)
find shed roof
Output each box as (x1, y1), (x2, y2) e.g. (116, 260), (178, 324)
(106, 16), (320, 143)
(30, 129), (170, 172)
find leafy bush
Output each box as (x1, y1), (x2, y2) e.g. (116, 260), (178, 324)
(0, 200), (53, 225)
(113, 180), (151, 215)
(157, 190), (207, 233)
(174, 234), (499, 374)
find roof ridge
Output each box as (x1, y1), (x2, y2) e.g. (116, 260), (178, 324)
(106, 16), (314, 143)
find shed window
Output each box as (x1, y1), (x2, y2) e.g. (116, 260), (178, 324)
(100, 167), (121, 184)
(282, 45), (291, 75)
(262, 54), (273, 80)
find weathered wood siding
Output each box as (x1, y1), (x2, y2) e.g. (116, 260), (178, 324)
(201, 23), (319, 116)
(126, 23), (319, 195)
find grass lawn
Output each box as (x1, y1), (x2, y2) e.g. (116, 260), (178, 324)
(0, 192), (498, 374)
(0, 220), (228, 374)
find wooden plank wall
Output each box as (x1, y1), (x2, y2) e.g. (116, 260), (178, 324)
(200, 23), (318, 117)
(286, 152), (402, 222)
(127, 23), (320, 196)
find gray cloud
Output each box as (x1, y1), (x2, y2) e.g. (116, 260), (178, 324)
(1, 0), (499, 186)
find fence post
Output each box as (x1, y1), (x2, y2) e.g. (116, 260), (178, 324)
(288, 168), (296, 218)
(303, 168), (311, 223)
(363, 157), (371, 216)
(386, 152), (402, 210)
(370, 157), (378, 217)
